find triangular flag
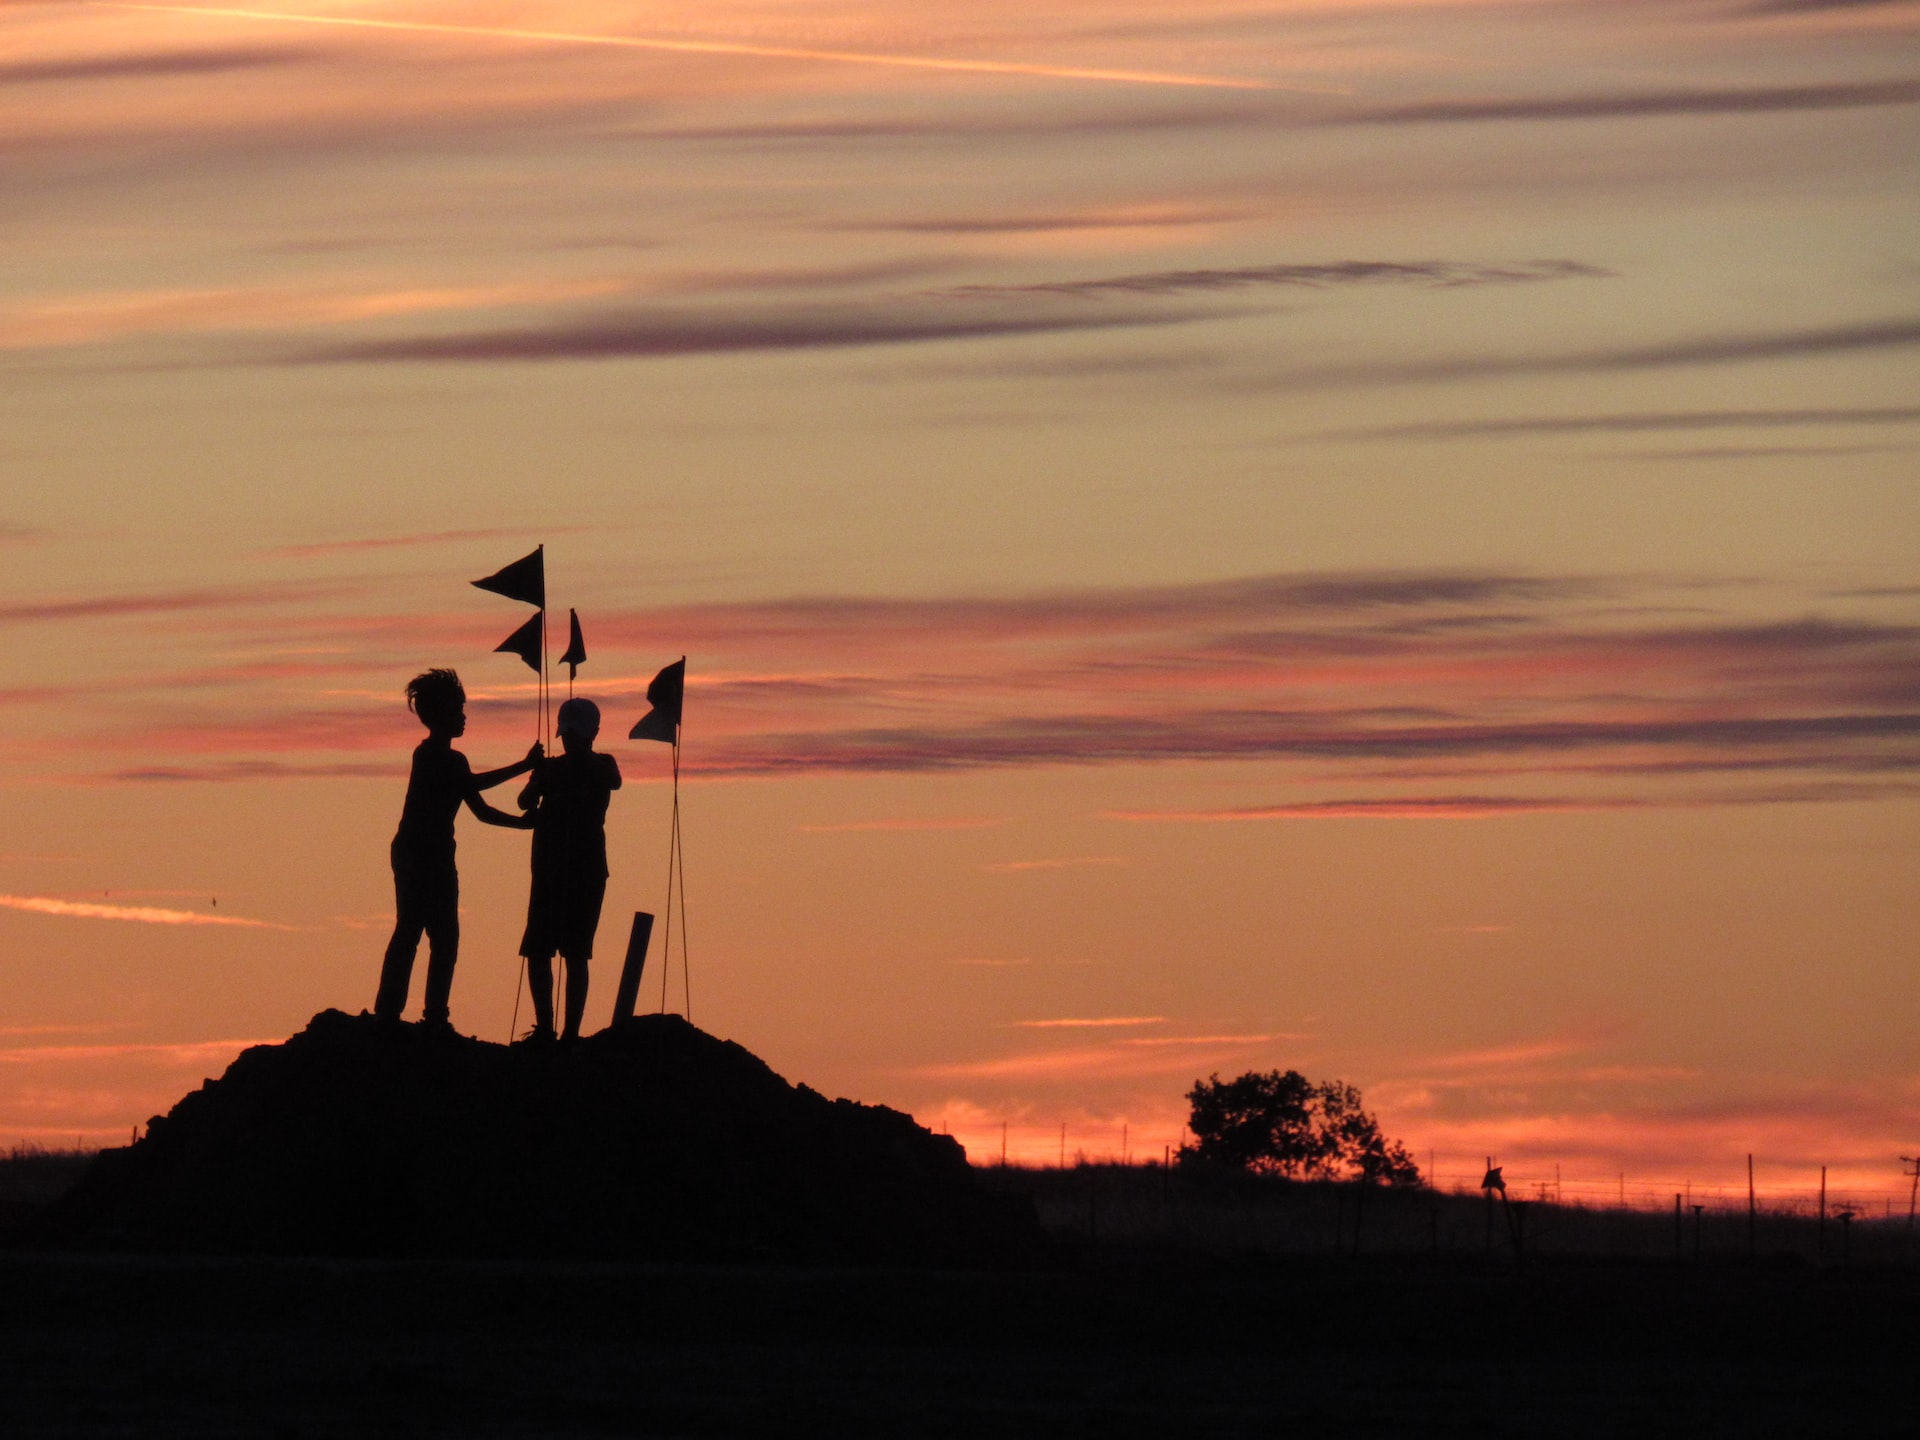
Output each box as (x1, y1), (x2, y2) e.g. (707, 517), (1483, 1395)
(629, 657), (685, 743)
(494, 612), (542, 673)
(558, 608), (587, 678)
(471, 546), (545, 609)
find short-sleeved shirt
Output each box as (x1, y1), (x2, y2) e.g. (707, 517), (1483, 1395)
(391, 738), (474, 867)
(524, 751), (621, 881)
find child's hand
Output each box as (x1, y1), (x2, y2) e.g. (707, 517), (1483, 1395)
(524, 742), (544, 764)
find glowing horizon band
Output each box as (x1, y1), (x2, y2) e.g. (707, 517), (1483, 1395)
(95, 3), (1278, 91)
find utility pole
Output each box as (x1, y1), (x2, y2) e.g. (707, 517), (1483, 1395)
(1902, 1155), (1919, 1230)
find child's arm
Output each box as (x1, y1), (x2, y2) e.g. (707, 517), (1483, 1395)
(516, 764), (543, 813)
(465, 792), (535, 829)
(601, 754), (623, 791)
(473, 742), (542, 791)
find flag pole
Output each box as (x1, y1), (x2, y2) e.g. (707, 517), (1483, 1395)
(676, 721), (690, 1021)
(659, 739), (677, 1014)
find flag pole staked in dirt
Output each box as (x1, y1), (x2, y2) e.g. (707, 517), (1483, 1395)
(629, 657), (687, 1018)
(471, 545), (546, 1036)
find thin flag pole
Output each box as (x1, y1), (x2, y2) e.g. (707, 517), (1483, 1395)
(658, 751), (677, 1014)
(675, 729), (690, 1020)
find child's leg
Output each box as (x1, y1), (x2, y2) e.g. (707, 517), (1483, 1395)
(561, 955), (589, 1041)
(525, 953), (556, 1035)
(375, 864), (426, 1020)
(419, 869), (461, 1025)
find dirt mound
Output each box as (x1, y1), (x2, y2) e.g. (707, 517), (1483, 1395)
(41, 1011), (1041, 1266)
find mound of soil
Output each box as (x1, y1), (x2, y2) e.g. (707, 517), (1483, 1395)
(40, 1011), (1041, 1266)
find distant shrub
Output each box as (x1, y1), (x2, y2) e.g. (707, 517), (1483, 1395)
(1180, 1070), (1421, 1186)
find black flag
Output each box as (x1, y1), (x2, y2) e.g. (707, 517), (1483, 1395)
(629, 657), (685, 743)
(558, 608), (586, 678)
(494, 612), (542, 673)
(471, 545), (545, 609)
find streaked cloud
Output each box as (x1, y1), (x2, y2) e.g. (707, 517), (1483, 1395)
(1, 277), (624, 351)
(0, 894), (291, 929)
(1013, 1016), (1167, 1029)
(99, 2), (1276, 91)
(261, 527), (573, 560)
(1346, 78), (1920, 124)
(919, 1031), (1287, 1080)
(1272, 317), (1920, 388)
(984, 856), (1128, 872)
(1327, 407), (1920, 442)
(0, 44), (313, 86)
(283, 300), (1204, 365)
(0, 581), (336, 626)
(1106, 796), (1643, 821)
(844, 203), (1252, 235)
(796, 816), (1003, 832)
(943, 258), (1608, 300)
(1740, 0), (1919, 15)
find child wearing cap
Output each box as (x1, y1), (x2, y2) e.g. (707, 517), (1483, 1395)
(375, 668), (539, 1029)
(516, 696), (622, 1042)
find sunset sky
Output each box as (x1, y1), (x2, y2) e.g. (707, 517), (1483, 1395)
(4, 0), (1916, 1205)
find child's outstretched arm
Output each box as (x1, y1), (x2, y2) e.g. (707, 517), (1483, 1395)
(465, 791), (535, 829)
(473, 741), (542, 791)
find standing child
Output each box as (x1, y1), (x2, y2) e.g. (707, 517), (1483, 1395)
(517, 697), (622, 1043)
(374, 668), (539, 1028)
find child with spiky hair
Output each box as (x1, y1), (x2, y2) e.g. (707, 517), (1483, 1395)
(374, 669), (539, 1029)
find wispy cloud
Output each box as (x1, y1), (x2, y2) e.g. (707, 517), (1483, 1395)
(0, 44), (313, 86)
(796, 816), (1002, 832)
(1328, 407), (1920, 441)
(1106, 796), (1642, 821)
(920, 1032), (1288, 1080)
(984, 856), (1128, 872)
(282, 301), (1201, 365)
(1013, 1016), (1167, 1029)
(0, 581), (336, 626)
(844, 204), (1252, 236)
(945, 259), (1608, 300)
(1740, 0), (1919, 15)
(0, 894), (291, 929)
(261, 526), (573, 560)
(1277, 317), (1920, 388)
(1347, 78), (1920, 124)
(97, 3), (1276, 91)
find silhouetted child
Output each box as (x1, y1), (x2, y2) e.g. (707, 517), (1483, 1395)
(516, 697), (622, 1042)
(374, 668), (539, 1028)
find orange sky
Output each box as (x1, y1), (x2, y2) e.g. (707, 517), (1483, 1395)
(3, 0), (1917, 1206)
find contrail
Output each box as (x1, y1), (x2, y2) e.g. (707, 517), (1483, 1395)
(0, 893), (292, 929)
(95, 3), (1277, 90)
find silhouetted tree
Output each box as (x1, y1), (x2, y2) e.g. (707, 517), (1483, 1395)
(1180, 1071), (1421, 1186)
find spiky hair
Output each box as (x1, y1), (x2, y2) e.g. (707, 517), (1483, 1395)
(405, 668), (465, 727)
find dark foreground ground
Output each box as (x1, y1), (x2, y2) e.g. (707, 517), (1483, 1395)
(2, 1244), (1913, 1438)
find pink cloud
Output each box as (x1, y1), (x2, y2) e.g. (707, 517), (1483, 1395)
(796, 816), (1003, 832)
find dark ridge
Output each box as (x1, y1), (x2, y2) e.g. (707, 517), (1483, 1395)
(35, 1010), (1042, 1267)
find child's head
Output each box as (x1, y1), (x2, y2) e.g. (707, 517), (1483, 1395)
(555, 697), (599, 753)
(406, 668), (466, 735)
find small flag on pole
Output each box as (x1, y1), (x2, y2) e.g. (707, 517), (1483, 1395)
(471, 546), (545, 610)
(558, 609), (587, 679)
(629, 657), (685, 743)
(494, 612), (543, 673)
